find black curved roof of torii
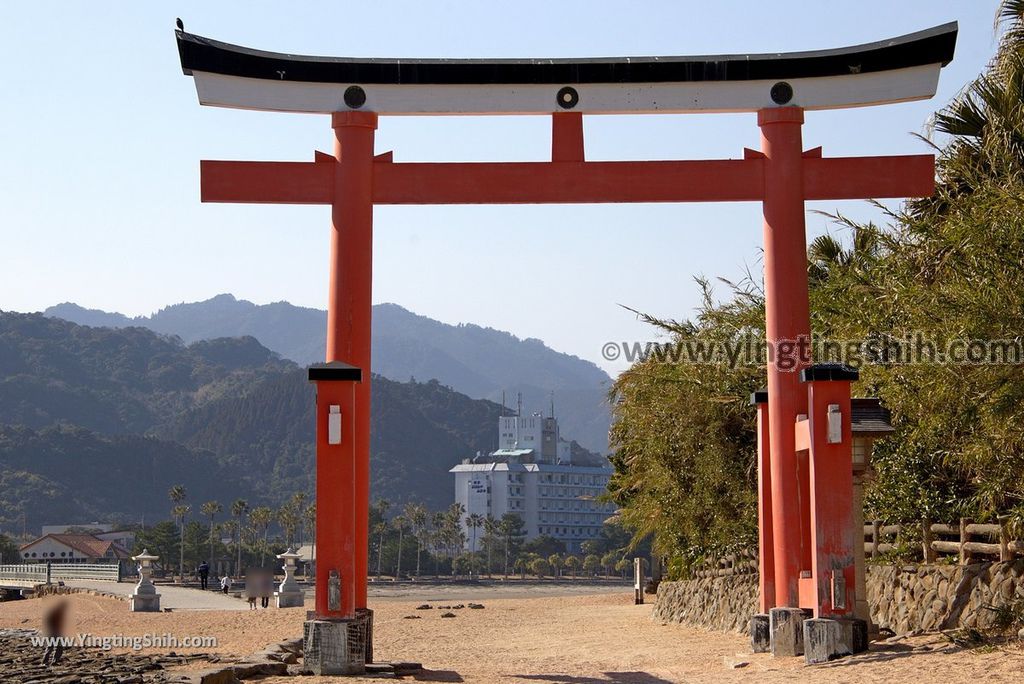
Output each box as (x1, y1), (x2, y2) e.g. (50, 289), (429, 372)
(176, 22), (958, 86)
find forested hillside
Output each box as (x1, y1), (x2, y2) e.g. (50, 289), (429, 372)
(0, 312), (511, 527)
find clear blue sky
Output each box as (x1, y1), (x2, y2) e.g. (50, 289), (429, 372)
(0, 1), (998, 375)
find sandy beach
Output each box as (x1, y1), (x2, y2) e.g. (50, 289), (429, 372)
(1, 584), (1022, 683)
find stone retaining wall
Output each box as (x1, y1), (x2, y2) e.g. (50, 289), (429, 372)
(654, 560), (1024, 635)
(652, 573), (757, 633)
(869, 559), (1024, 634)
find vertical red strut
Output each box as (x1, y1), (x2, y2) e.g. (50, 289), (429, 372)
(318, 111), (377, 618)
(758, 107), (812, 608)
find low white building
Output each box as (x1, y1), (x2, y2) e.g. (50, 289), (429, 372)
(39, 525), (135, 552)
(19, 533), (131, 564)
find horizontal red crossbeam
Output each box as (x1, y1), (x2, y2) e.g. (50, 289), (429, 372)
(376, 159), (766, 204)
(201, 161), (333, 204)
(803, 155), (934, 200)
(200, 154), (934, 205)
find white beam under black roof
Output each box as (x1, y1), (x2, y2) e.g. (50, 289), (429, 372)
(175, 22), (958, 115)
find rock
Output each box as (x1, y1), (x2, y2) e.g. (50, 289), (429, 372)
(440, 612), (456, 618)
(232, 659), (289, 677)
(286, 663), (312, 676)
(1018, 627), (1024, 641)
(277, 637), (304, 654)
(415, 604), (433, 610)
(170, 668), (240, 684)
(468, 603), (485, 609)
(403, 615), (422, 619)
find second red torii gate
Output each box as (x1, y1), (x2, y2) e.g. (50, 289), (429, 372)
(177, 19), (957, 668)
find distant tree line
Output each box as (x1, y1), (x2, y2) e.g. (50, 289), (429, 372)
(129, 486), (645, 580)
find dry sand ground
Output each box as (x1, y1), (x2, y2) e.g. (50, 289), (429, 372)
(1, 588), (1022, 683)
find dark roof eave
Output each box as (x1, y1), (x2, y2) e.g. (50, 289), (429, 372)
(175, 22), (957, 86)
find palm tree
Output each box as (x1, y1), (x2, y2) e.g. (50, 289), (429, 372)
(498, 514), (524, 579)
(374, 520), (389, 580)
(601, 551), (618, 578)
(404, 503), (427, 578)
(200, 500), (222, 564)
(430, 512), (445, 578)
(231, 499), (248, 575)
(466, 513), (484, 554)
(303, 504), (316, 577)
(372, 499), (391, 580)
(445, 503), (466, 566)
(915, 2), (1024, 214)
(168, 485), (187, 581)
(564, 554), (580, 579)
(807, 228), (881, 285)
(483, 515), (499, 578)
(248, 506), (274, 567)
(615, 558), (631, 579)
(291, 492), (308, 547)
(277, 501), (301, 549)
(220, 519), (238, 571)
(393, 514), (407, 579)
(548, 553), (562, 579)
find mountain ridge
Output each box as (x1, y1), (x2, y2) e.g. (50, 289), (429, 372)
(45, 296), (612, 451)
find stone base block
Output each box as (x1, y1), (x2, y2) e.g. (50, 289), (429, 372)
(303, 615), (369, 676)
(837, 617), (868, 654)
(750, 613), (771, 653)
(804, 618), (853, 664)
(769, 607), (806, 657)
(275, 590), (304, 609)
(129, 593), (161, 612)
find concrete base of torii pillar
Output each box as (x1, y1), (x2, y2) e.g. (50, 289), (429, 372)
(303, 609), (373, 676)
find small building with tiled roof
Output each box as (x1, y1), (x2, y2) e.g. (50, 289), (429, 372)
(18, 533), (131, 564)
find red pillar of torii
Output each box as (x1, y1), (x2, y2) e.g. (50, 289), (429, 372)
(176, 19), (956, 665)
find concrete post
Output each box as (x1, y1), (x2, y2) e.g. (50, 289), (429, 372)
(634, 557), (644, 605)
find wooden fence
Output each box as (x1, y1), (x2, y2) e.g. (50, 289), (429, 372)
(865, 518), (1024, 564)
(690, 548), (758, 578)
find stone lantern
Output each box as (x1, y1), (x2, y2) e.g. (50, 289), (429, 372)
(275, 548), (304, 608)
(129, 549), (161, 612)
(850, 398), (895, 631)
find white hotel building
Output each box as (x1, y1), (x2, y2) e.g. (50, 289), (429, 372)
(450, 412), (616, 553)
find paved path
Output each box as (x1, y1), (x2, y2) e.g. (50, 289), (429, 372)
(63, 580), (251, 611)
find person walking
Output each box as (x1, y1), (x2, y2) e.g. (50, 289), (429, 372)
(260, 572), (272, 608)
(41, 599), (69, 667)
(198, 560), (210, 590)
(220, 574), (232, 595)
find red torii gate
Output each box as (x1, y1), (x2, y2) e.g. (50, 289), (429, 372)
(176, 20), (956, 669)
